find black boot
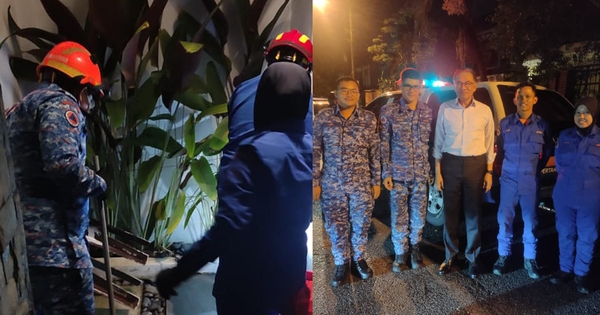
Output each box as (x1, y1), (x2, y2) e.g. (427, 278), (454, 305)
(549, 270), (572, 285)
(438, 258), (454, 276)
(411, 245), (424, 269)
(575, 275), (590, 294)
(331, 263), (348, 287)
(468, 261), (480, 279)
(392, 253), (409, 273)
(352, 259), (373, 280)
(493, 255), (509, 275)
(523, 258), (540, 279)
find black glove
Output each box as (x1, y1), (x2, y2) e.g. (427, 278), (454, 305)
(155, 268), (182, 300)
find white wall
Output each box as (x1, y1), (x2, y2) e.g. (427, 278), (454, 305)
(0, 0), (312, 245)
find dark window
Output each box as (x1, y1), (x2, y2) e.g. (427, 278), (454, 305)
(474, 88), (494, 116)
(497, 85), (575, 138)
(365, 94), (403, 121)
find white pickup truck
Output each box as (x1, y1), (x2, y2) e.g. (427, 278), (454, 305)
(365, 82), (575, 226)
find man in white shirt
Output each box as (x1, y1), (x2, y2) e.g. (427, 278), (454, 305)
(433, 68), (495, 279)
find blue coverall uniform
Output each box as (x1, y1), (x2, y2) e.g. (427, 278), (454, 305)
(495, 113), (553, 259)
(169, 62), (313, 314)
(553, 125), (600, 277)
(380, 99), (432, 256)
(313, 106), (381, 265)
(6, 83), (106, 315)
(220, 73), (313, 172)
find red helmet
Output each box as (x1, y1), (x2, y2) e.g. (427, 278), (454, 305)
(265, 29), (313, 69)
(36, 41), (102, 87)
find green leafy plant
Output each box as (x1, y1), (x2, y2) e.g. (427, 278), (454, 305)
(2, 0), (290, 251)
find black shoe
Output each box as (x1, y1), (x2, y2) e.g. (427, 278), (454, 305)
(411, 245), (424, 269)
(523, 259), (540, 279)
(438, 258), (454, 276)
(352, 259), (373, 280)
(575, 275), (590, 294)
(549, 270), (572, 285)
(493, 255), (510, 276)
(392, 253), (409, 273)
(331, 264), (348, 287)
(468, 261), (479, 279)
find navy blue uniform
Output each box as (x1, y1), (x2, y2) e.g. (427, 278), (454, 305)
(6, 83), (106, 314)
(495, 113), (553, 259)
(161, 62), (312, 314)
(553, 125), (600, 277)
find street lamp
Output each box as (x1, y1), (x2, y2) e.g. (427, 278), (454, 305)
(315, 0), (355, 78)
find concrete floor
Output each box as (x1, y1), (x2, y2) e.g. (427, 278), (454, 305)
(166, 223), (313, 315)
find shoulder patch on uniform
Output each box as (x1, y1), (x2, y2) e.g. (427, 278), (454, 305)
(65, 110), (79, 127)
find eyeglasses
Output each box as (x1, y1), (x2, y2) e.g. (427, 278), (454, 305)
(454, 81), (475, 89)
(401, 84), (422, 91)
(338, 88), (359, 95)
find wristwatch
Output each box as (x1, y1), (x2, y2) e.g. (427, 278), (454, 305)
(486, 170), (493, 175)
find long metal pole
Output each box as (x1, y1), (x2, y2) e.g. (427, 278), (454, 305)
(349, 3), (355, 79)
(94, 156), (116, 315)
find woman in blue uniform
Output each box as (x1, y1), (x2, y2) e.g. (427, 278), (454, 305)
(550, 97), (600, 294)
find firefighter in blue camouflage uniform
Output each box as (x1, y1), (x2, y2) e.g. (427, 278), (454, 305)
(550, 97), (600, 295)
(380, 68), (432, 272)
(492, 82), (553, 279)
(6, 41), (106, 315)
(313, 76), (381, 287)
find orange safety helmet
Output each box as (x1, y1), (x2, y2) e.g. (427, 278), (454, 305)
(264, 29), (313, 70)
(36, 41), (102, 87)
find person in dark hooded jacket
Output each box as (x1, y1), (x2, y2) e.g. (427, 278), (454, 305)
(155, 61), (313, 315)
(550, 97), (600, 295)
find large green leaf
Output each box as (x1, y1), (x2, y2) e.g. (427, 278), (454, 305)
(135, 0), (169, 55)
(105, 98), (126, 128)
(127, 77), (160, 125)
(176, 91), (212, 112)
(185, 74), (210, 94)
(200, 0), (229, 48)
(136, 127), (184, 154)
(194, 102), (228, 123)
(40, 0), (86, 44)
(206, 61), (227, 104)
(88, 0), (142, 52)
(190, 157), (217, 200)
(2, 6), (61, 51)
(184, 113), (196, 158)
(165, 189), (186, 234)
(209, 117), (229, 151)
(137, 155), (162, 193)
(145, 200), (158, 239)
(9, 57), (38, 82)
(155, 198), (167, 221)
(122, 22), (150, 88)
(193, 136), (212, 158)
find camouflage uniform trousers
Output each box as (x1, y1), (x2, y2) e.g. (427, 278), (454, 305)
(322, 187), (374, 265)
(390, 180), (428, 255)
(29, 266), (94, 315)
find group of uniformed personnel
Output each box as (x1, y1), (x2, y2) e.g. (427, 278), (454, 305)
(314, 68), (600, 295)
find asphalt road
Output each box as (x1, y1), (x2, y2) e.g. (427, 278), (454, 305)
(312, 190), (600, 315)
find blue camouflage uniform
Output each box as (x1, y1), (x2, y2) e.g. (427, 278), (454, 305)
(6, 83), (106, 315)
(313, 106), (381, 265)
(495, 113), (553, 259)
(380, 99), (432, 256)
(552, 125), (600, 277)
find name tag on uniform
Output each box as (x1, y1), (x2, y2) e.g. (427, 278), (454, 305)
(536, 130), (543, 135)
(596, 143), (600, 147)
(505, 128), (511, 132)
